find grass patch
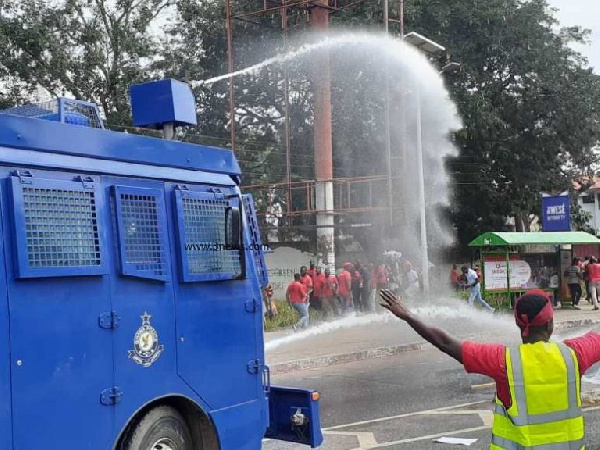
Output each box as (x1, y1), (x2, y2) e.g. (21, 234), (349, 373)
(263, 300), (327, 332)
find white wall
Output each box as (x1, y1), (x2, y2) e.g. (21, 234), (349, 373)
(264, 246), (316, 301)
(579, 193), (599, 232)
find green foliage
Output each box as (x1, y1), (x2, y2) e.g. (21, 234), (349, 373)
(263, 300), (326, 332)
(1, 0), (599, 251)
(429, 0), (600, 246)
(0, 0), (171, 123)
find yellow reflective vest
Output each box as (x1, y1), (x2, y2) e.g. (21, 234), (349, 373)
(491, 341), (584, 449)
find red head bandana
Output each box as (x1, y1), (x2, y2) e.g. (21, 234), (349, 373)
(514, 289), (554, 338)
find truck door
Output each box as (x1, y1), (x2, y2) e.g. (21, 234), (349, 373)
(170, 186), (262, 409)
(5, 173), (114, 450)
(106, 181), (178, 429)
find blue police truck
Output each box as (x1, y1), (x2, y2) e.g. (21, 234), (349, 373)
(0, 79), (323, 450)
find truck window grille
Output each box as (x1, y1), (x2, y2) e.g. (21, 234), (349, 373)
(179, 195), (242, 281)
(23, 188), (101, 268)
(115, 188), (168, 281)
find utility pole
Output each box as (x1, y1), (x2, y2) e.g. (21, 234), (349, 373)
(311, 0), (335, 269)
(282, 2), (292, 215)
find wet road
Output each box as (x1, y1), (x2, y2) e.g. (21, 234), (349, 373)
(263, 339), (600, 449)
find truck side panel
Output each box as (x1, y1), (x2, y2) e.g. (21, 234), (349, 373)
(0, 181), (12, 450)
(101, 177), (184, 435)
(3, 172), (115, 450)
(165, 183), (264, 410)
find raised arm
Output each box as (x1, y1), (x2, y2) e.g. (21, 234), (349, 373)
(379, 289), (463, 363)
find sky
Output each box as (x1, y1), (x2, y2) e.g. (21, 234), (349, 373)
(549, 0), (600, 72)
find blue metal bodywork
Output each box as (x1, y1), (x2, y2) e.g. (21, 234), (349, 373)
(0, 107), (322, 449)
(130, 79), (197, 129)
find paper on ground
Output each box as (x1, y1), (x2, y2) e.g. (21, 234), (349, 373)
(434, 437), (478, 446)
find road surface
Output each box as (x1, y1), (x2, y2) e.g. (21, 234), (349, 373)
(263, 334), (600, 449)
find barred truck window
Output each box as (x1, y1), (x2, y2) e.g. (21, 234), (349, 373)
(114, 186), (169, 282)
(10, 176), (108, 278)
(174, 190), (242, 282)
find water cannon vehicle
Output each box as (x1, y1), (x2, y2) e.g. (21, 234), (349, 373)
(0, 78), (323, 450)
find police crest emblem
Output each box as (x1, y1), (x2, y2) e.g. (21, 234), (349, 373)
(128, 312), (164, 367)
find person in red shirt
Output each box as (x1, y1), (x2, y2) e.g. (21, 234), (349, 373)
(450, 264), (460, 292)
(300, 266), (314, 301)
(307, 260), (317, 280)
(376, 263), (388, 290)
(286, 273), (309, 330)
(321, 268), (339, 318)
(313, 266), (325, 310)
(379, 288), (600, 448)
(587, 256), (600, 310)
(338, 263), (353, 310)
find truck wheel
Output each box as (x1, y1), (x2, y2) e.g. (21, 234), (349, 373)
(127, 406), (194, 450)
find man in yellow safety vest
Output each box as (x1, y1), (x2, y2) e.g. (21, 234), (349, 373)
(380, 288), (600, 449)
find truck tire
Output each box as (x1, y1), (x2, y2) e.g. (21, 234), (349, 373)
(126, 406), (194, 450)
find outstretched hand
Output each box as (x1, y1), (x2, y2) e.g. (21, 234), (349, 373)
(379, 289), (411, 320)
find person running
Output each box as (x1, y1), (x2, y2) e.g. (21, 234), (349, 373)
(379, 288), (600, 450)
(586, 256), (600, 310)
(564, 258), (582, 309)
(462, 265), (495, 312)
(321, 268), (339, 318)
(286, 274), (309, 330)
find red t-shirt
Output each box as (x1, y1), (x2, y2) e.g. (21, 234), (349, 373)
(338, 270), (351, 295)
(462, 332), (600, 409)
(450, 269), (459, 283)
(313, 273), (326, 297)
(301, 274), (313, 291)
(588, 263), (600, 282)
(370, 268), (378, 286)
(322, 275), (338, 298)
(376, 265), (387, 287)
(287, 281), (307, 304)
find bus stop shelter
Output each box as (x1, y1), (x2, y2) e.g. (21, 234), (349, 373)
(469, 231), (600, 306)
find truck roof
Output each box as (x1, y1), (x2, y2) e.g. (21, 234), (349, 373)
(0, 114), (241, 179)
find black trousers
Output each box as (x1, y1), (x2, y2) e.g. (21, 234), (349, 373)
(569, 283), (582, 306)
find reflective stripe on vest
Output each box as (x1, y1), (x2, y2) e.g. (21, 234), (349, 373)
(491, 342), (584, 449)
(491, 435), (584, 450)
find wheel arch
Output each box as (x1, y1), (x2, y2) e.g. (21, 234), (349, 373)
(114, 394), (220, 450)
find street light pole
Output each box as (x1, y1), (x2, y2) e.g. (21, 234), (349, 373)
(414, 81), (428, 292)
(402, 33), (447, 294)
(383, 0), (393, 227)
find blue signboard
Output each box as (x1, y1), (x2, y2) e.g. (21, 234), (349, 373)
(541, 194), (571, 232)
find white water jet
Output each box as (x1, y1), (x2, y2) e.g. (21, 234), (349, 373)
(265, 298), (516, 352)
(193, 34), (376, 87)
(198, 31), (470, 347)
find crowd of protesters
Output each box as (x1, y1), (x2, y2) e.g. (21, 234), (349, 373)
(563, 256), (600, 310)
(283, 257), (425, 331)
(449, 256), (600, 312)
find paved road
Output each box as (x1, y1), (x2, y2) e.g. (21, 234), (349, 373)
(263, 338), (600, 449)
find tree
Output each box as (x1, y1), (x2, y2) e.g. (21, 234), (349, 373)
(403, 0), (600, 248)
(0, 0), (171, 124)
